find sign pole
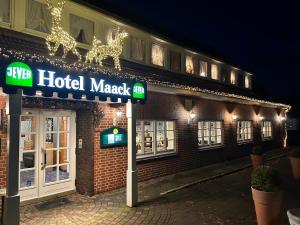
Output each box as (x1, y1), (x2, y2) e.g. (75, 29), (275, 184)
(126, 100), (137, 207)
(3, 89), (22, 225)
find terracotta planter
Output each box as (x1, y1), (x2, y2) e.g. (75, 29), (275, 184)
(289, 157), (300, 180)
(251, 187), (283, 225)
(251, 154), (263, 169)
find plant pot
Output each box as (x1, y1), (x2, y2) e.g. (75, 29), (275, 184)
(251, 187), (283, 225)
(251, 154), (263, 169)
(287, 209), (300, 225)
(289, 157), (300, 180)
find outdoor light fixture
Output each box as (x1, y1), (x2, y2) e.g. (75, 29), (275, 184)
(258, 116), (264, 121)
(188, 110), (196, 124)
(232, 114), (238, 120)
(113, 109), (122, 126)
(278, 115), (286, 122)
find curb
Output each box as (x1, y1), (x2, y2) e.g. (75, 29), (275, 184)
(160, 152), (287, 196)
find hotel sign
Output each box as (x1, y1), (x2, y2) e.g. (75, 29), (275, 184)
(1, 60), (147, 103)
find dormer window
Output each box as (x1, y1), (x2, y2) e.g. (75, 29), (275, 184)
(199, 61), (208, 77)
(211, 64), (219, 80)
(26, 0), (51, 33)
(70, 14), (94, 45)
(245, 75), (250, 88)
(151, 43), (164, 66)
(185, 55), (195, 74)
(230, 71), (237, 85)
(0, 0), (10, 23)
(131, 37), (145, 61)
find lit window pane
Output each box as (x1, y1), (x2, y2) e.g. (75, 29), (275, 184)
(199, 61), (208, 77)
(245, 75), (250, 88)
(186, 55), (195, 74)
(230, 71), (236, 84)
(152, 44), (164, 66)
(20, 170), (35, 188)
(211, 64), (219, 80)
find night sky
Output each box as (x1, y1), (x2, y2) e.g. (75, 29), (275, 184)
(83, 0), (300, 103)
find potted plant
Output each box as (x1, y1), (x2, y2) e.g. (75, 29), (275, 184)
(289, 149), (300, 180)
(251, 145), (264, 169)
(251, 166), (283, 225)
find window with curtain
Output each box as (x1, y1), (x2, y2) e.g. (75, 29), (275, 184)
(151, 43), (164, 66)
(245, 75), (250, 88)
(131, 37), (145, 61)
(0, 0), (10, 23)
(170, 51), (181, 72)
(136, 120), (175, 159)
(198, 121), (223, 148)
(237, 121), (253, 143)
(230, 71), (237, 85)
(185, 55), (195, 74)
(25, 0), (51, 33)
(211, 64), (219, 80)
(199, 61), (208, 77)
(70, 14), (94, 45)
(106, 28), (119, 45)
(262, 121), (272, 140)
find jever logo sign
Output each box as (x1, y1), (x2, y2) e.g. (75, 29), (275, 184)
(6, 62), (33, 87)
(132, 82), (145, 100)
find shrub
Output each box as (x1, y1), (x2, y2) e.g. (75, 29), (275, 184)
(251, 165), (282, 192)
(252, 145), (263, 155)
(289, 149), (300, 158)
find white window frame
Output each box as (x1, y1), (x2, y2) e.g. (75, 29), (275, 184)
(198, 121), (223, 150)
(237, 121), (253, 143)
(136, 120), (176, 160)
(261, 121), (273, 140)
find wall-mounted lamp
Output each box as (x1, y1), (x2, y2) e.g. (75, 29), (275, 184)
(232, 114), (238, 120)
(277, 115), (286, 122)
(113, 109), (123, 126)
(258, 116), (264, 121)
(188, 110), (196, 125)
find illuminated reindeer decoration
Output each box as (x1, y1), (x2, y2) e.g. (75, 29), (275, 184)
(85, 28), (128, 70)
(46, 0), (81, 60)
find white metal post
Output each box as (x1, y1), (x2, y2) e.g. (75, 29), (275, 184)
(126, 100), (137, 207)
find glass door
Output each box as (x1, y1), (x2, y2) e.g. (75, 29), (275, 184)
(39, 111), (76, 198)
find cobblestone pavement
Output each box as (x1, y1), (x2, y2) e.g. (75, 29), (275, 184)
(20, 155), (300, 225)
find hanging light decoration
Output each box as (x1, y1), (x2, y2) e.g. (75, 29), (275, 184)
(45, 0), (81, 60)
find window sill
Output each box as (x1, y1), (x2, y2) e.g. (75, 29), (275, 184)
(137, 151), (177, 162)
(237, 140), (253, 145)
(262, 137), (273, 142)
(198, 145), (224, 151)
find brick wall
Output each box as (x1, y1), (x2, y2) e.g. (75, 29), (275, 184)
(0, 94), (7, 189)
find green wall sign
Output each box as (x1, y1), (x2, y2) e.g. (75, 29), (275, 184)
(100, 127), (127, 148)
(132, 82), (145, 100)
(6, 62), (33, 87)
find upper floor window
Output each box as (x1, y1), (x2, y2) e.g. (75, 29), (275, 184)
(136, 120), (175, 159)
(131, 37), (145, 61)
(237, 121), (253, 143)
(262, 121), (272, 140)
(198, 121), (222, 148)
(245, 75), (250, 88)
(185, 55), (195, 74)
(211, 64), (219, 80)
(151, 43), (164, 66)
(26, 0), (51, 33)
(70, 14), (94, 45)
(199, 61), (208, 77)
(170, 51), (181, 72)
(230, 71), (237, 85)
(0, 0), (10, 23)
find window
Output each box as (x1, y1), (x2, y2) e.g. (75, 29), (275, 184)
(262, 121), (272, 140)
(230, 71), (236, 85)
(237, 121), (253, 142)
(211, 64), (219, 80)
(26, 0), (51, 33)
(170, 51), (181, 72)
(199, 61), (208, 77)
(245, 75), (250, 88)
(0, 0), (10, 23)
(70, 14), (94, 45)
(185, 55), (195, 74)
(136, 120), (175, 158)
(198, 121), (222, 148)
(131, 37), (145, 61)
(151, 43), (164, 66)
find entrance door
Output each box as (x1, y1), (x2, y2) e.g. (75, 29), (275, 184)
(19, 109), (76, 201)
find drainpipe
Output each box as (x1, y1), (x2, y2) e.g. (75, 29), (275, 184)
(3, 90), (22, 225)
(126, 100), (137, 207)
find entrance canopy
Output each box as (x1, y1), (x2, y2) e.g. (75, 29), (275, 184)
(0, 49), (147, 104)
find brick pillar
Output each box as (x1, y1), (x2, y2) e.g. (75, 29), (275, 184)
(76, 109), (94, 195)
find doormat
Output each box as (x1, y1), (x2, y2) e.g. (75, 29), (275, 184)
(35, 197), (72, 211)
